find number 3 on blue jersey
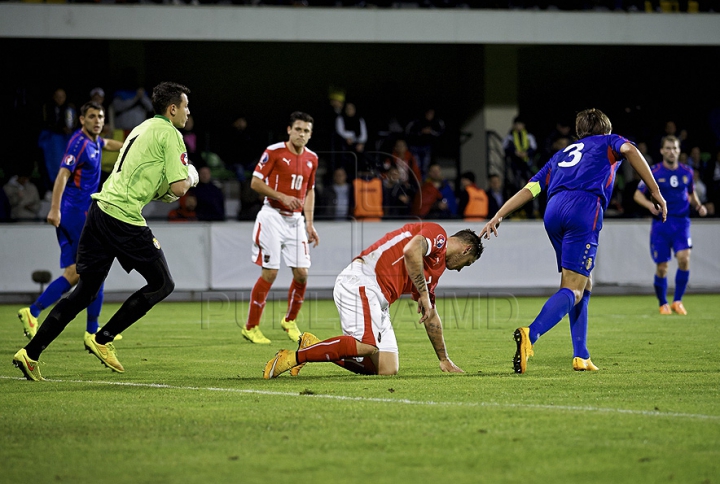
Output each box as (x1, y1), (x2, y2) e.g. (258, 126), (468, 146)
(558, 143), (584, 168)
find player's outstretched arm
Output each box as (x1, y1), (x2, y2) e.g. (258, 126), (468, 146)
(622, 143), (667, 222)
(423, 312), (464, 373)
(304, 187), (319, 247)
(480, 186), (535, 239)
(47, 168), (71, 227)
(102, 138), (124, 152)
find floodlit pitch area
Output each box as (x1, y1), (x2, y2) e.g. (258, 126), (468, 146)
(2, 295), (719, 483)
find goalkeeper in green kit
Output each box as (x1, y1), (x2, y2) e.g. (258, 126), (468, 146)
(13, 82), (199, 381)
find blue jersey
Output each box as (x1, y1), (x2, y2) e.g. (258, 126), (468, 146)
(531, 134), (628, 211)
(59, 129), (106, 214)
(638, 163), (694, 219)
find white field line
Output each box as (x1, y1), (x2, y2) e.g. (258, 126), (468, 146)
(2, 375), (719, 421)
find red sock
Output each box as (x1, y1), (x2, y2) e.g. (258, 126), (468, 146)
(246, 277), (272, 330)
(334, 357), (377, 375)
(285, 279), (307, 321)
(297, 335), (358, 363)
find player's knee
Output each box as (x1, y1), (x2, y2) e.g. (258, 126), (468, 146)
(656, 263), (669, 278)
(292, 267), (308, 284)
(261, 269), (278, 284)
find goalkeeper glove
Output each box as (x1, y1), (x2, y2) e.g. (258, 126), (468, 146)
(188, 164), (199, 187)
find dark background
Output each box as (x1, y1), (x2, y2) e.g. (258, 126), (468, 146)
(2, 38), (719, 183)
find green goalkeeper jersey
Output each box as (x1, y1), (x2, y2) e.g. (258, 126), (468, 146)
(93, 115), (188, 226)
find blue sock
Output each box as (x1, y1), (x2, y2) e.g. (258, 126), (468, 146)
(86, 284), (104, 334)
(674, 269), (689, 302)
(654, 275), (668, 306)
(31, 276), (72, 317)
(528, 288), (575, 344)
(569, 290), (591, 359)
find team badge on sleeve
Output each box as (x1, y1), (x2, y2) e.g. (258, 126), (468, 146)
(435, 234), (446, 249)
(259, 152), (269, 166)
(180, 152), (189, 166)
(62, 154), (76, 167)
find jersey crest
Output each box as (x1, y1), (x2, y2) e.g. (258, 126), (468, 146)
(62, 154), (77, 168)
(435, 234), (446, 250)
(180, 152), (189, 166)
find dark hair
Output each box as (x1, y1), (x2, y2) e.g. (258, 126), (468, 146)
(80, 101), (104, 117)
(289, 111), (314, 127)
(461, 171), (476, 184)
(152, 82), (191, 115)
(452, 229), (484, 261)
(575, 108), (612, 139)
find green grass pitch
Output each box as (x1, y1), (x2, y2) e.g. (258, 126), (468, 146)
(1, 294), (719, 484)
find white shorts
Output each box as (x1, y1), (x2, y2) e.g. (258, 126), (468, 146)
(333, 260), (399, 354)
(251, 205), (311, 270)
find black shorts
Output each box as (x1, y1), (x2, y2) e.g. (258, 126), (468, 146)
(76, 201), (165, 275)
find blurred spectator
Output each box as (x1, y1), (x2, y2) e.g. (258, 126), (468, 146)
(38, 87), (77, 192)
(412, 163), (455, 219)
(382, 165), (415, 219)
(708, 148), (720, 217)
(0, 187), (11, 223)
(503, 115), (538, 218)
(352, 168), (384, 221)
(168, 192), (198, 222)
(237, 178), (264, 221)
(381, 138), (422, 188)
(621, 169), (646, 218)
(110, 70), (153, 135)
(3, 168), (41, 221)
(89, 87), (114, 138)
(194, 165), (226, 221)
(336, 101), (368, 179)
(216, 116), (263, 180)
(405, 107), (445, 178)
(686, 145), (704, 171)
(457, 171), (489, 221)
(503, 115), (538, 190)
(692, 167), (708, 217)
(487, 173), (505, 219)
(319, 166), (354, 220)
(543, 117), (573, 160)
(316, 87), (345, 177)
(181, 114), (198, 158)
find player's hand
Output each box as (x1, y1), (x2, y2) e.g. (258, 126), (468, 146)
(417, 296), (435, 324)
(187, 164), (199, 187)
(698, 205), (708, 217)
(650, 191), (667, 222)
(307, 223), (320, 247)
(479, 215), (502, 239)
(46, 208), (61, 228)
(439, 358), (464, 373)
(279, 194), (302, 210)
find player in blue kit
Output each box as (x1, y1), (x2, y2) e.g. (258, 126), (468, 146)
(633, 135), (707, 315)
(17, 101), (123, 340)
(481, 108), (667, 373)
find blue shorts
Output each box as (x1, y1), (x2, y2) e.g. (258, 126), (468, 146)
(650, 217), (692, 264)
(56, 209), (87, 268)
(544, 191), (602, 277)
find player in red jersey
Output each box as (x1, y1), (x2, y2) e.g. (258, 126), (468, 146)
(262, 222), (483, 378)
(242, 112), (320, 345)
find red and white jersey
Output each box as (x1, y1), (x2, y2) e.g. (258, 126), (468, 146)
(253, 141), (318, 214)
(356, 222), (448, 305)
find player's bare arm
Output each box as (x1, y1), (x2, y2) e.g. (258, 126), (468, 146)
(403, 235), (435, 323)
(633, 189), (661, 216)
(690, 191), (708, 217)
(622, 143), (667, 222)
(304, 187), (320, 247)
(423, 312), (464, 373)
(102, 138), (124, 151)
(480, 187), (534, 239)
(250, 176), (302, 210)
(47, 168), (71, 227)
(170, 164), (199, 198)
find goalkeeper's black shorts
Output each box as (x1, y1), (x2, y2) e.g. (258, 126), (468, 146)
(77, 201), (166, 275)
